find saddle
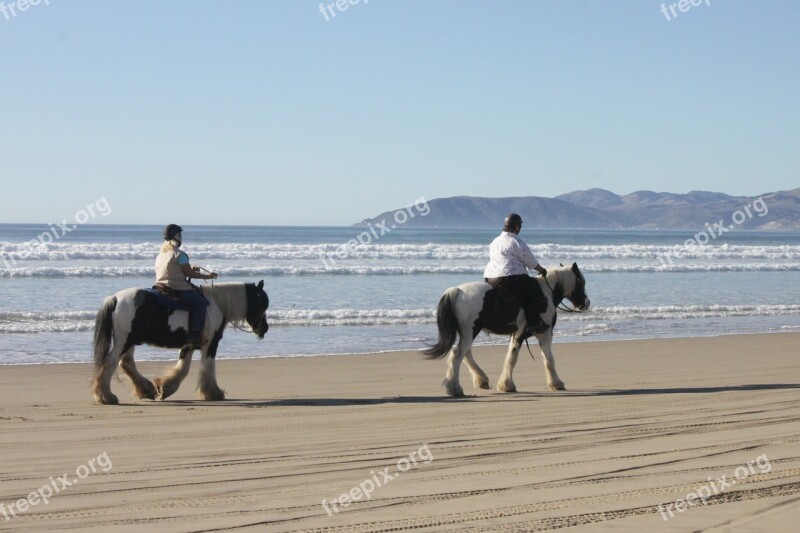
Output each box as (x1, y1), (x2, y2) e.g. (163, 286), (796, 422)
(144, 284), (192, 311)
(483, 278), (550, 335)
(483, 285), (525, 332)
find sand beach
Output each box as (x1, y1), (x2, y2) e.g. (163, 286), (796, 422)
(1, 333), (798, 531)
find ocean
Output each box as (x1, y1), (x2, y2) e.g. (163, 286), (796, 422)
(1, 224), (799, 364)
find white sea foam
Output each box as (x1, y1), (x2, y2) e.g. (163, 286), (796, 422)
(3, 242), (800, 261)
(3, 304), (798, 334)
(3, 262), (800, 278)
(4, 240), (799, 277)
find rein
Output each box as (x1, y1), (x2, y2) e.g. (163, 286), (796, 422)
(196, 266), (215, 288)
(542, 274), (583, 314)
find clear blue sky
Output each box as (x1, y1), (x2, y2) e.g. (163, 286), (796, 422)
(1, 0), (798, 225)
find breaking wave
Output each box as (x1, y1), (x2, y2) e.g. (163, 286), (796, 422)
(3, 263), (800, 278)
(3, 305), (798, 334)
(2, 242), (800, 261)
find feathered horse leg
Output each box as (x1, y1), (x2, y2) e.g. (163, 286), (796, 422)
(497, 334), (523, 393)
(91, 343), (124, 405)
(120, 347), (156, 400)
(198, 328), (225, 401)
(154, 347), (194, 400)
(464, 348), (490, 390)
(539, 332), (565, 390)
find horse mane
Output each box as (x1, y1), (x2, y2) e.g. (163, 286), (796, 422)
(201, 283), (249, 325)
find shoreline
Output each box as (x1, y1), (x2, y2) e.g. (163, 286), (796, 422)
(1, 330), (798, 367)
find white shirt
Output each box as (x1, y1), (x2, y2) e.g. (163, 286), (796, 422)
(483, 231), (540, 278)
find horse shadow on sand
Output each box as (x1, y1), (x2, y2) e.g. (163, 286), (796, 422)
(134, 383), (800, 408)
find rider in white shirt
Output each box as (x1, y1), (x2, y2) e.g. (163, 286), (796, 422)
(484, 213), (549, 335)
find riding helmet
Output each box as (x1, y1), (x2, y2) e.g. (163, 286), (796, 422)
(163, 224), (183, 241)
(503, 213), (523, 231)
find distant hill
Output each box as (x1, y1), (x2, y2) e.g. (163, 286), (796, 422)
(357, 188), (800, 230)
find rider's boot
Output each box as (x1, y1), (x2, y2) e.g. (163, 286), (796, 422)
(185, 330), (207, 348)
(523, 314), (549, 336)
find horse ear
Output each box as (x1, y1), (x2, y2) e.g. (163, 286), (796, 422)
(257, 280), (264, 290)
(572, 262), (579, 271)
(559, 263), (564, 267)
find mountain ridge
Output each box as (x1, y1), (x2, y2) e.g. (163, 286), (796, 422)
(357, 188), (800, 231)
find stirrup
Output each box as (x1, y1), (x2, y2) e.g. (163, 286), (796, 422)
(185, 332), (206, 348)
(525, 320), (549, 336)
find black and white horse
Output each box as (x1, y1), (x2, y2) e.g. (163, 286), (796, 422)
(424, 263), (589, 396)
(91, 281), (269, 405)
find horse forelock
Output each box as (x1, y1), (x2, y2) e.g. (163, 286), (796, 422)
(555, 264), (581, 291)
(556, 263), (588, 307)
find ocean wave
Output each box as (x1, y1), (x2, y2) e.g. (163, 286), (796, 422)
(0, 308), (435, 333)
(2, 305), (797, 334)
(0, 310), (96, 321)
(3, 242), (800, 261)
(564, 323), (619, 336)
(3, 262), (800, 278)
(0, 265), (482, 278)
(566, 304), (800, 321)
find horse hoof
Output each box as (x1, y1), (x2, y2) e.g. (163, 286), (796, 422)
(96, 394), (119, 405)
(154, 378), (173, 400)
(549, 383), (566, 391)
(201, 389), (225, 401)
(474, 378), (491, 390)
(136, 382), (157, 401)
(446, 387), (464, 398)
(497, 382), (516, 393)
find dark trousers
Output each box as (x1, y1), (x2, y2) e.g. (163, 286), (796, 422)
(173, 289), (209, 333)
(485, 274), (547, 327)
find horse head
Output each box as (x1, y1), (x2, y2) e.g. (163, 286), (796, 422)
(245, 280), (270, 339)
(567, 263), (590, 311)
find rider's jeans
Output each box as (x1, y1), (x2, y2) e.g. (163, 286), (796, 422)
(173, 289), (209, 333)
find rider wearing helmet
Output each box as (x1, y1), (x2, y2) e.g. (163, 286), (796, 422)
(484, 213), (550, 336)
(155, 224), (218, 347)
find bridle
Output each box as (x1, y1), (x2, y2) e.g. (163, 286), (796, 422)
(195, 269), (263, 335)
(542, 274), (586, 314)
(523, 270), (587, 363)
(522, 271), (586, 362)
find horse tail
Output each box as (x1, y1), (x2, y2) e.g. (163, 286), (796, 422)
(93, 296), (117, 371)
(423, 287), (461, 359)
